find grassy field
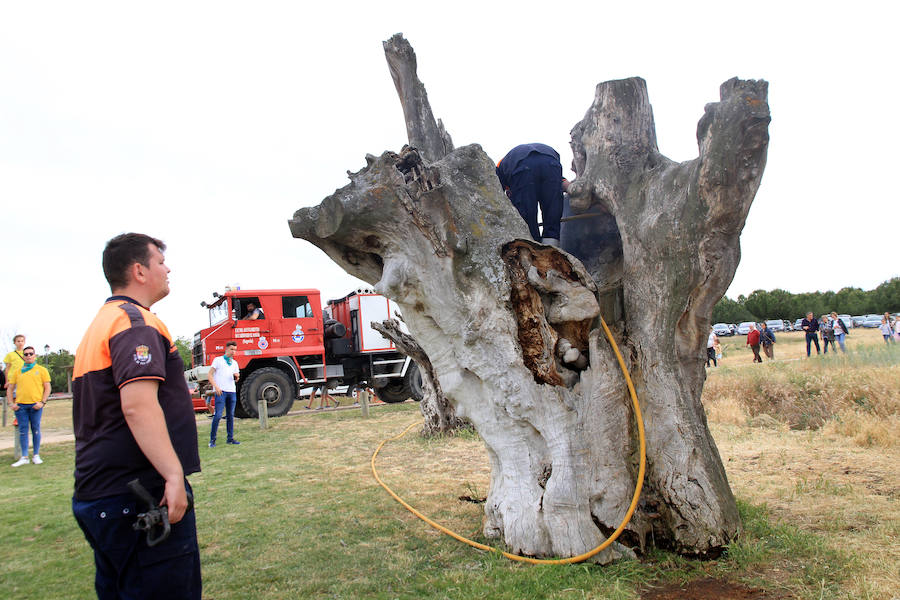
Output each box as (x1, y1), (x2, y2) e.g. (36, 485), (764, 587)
(1, 331), (897, 599)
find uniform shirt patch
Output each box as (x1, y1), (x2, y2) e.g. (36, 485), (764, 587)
(133, 345), (152, 365)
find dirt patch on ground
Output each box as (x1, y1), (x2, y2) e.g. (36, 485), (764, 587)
(641, 577), (788, 599)
(0, 428), (73, 451)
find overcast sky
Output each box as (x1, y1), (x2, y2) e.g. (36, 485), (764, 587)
(1, 1), (897, 355)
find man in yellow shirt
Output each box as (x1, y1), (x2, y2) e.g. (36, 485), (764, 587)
(7, 345), (51, 466)
(3, 334), (26, 393)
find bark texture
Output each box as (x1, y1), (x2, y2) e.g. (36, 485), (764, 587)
(289, 35), (769, 560)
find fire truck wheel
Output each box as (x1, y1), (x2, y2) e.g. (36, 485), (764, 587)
(377, 379), (411, 404)
(240, 367), (296, 418)
(408, 362), (424, 402)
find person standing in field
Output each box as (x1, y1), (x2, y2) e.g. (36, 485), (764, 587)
(706, 327), (718, 367)
(801, 312), (820, 357)
(830, 312), (849, 353)
(883, 312), (898, 343)
(820, 315), (836, 353)
(71, 233), (201, 599)
(746, 323), (762, 363)
(879, 316), (894, 344)
(3, 334), (27, 392)
(894, 315), (900, 342)
(760, 322), (776, 360)
(208, 341), (241, 447)
(7, 346), (51, 467)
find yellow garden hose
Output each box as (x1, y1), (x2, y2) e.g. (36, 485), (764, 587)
(371, 315), (646, 564)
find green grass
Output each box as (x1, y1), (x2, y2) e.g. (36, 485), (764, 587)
(0, 403), (866, 599)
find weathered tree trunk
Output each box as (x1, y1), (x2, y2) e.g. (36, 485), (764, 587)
(383, 33), (453, 163)
(371, 319), (468, 435)
(567, 76), (770, 552)
(289, 35), (769, 560)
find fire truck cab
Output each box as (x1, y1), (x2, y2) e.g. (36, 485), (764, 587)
(185, 288), (422, 418)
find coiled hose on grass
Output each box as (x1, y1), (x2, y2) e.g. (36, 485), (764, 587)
(371, 315), (646, 564)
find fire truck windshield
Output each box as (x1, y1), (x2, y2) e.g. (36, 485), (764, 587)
(209, 301), (229, 326)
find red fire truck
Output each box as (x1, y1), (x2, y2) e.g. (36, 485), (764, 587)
(185, 288), (423, 418)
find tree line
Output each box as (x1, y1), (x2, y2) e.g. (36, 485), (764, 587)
(712, 277), (900, 323)
(20, 281), (900, 392)
(17, 338), (195, 394)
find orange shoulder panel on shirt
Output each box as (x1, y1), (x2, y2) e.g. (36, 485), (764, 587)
(73, 301), (173, 378)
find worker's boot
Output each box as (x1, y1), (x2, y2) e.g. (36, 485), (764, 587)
(541, 237), (560, 247)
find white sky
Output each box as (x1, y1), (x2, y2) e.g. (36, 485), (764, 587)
(1, 1), (898, 355)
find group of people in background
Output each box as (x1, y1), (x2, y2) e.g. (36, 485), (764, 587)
(745, 322), (778, 362)
(879, 313), (900, 344)
(707, 311), (899, 367)
(801, 312), (851, 356)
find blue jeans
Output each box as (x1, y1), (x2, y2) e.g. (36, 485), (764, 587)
(14, 403), (42, 456)
(805, 333), (820, 356)
(508, 153), (564, 240)
(72, 481), (201, 600)
(210, 391), (237, 443)
(835, 332), (846, 352)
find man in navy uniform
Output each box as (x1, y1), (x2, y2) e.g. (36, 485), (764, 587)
(72, 233), (201, 599)
(496, 143), (566, 246)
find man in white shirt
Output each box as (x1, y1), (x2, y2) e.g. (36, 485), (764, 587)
(706, 328), (718, 367)
(208, 341), (240, 447)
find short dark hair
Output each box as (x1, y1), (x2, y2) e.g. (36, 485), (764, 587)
(226, 341), (238, 349)
(23, 346), (35, 353)
(102, 233), (166, 290)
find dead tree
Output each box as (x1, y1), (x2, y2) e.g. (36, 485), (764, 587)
(371, 319), (468, 435)
(289, 34), (770, 560)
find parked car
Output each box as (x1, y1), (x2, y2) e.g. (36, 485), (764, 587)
(836, 314), (853, 328)
(782, 320), (793, 331)
(712, 323), (733, 336)
(794, 318), (804, 330)
(764, 319), (785, 332)
(851, 316), (866, 327)
(728, 324), (737, 334)
(862, 316), (882, 328)
(737, 321), (756, 335)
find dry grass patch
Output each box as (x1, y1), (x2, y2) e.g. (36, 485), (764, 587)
(822, 409), (900, 448)
(713, 422), (900, 599)
(705, 395), (751, 426)
(374, 426), (491, 536)
(704, 339), (900, 448)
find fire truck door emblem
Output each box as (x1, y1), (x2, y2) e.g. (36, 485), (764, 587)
(258, 336), (269, 350)
(291, 325), (304, 343)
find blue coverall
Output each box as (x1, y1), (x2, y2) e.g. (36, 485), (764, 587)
(496, 143), (564, 241)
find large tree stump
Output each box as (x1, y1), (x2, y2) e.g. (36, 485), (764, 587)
(289, 35), (769, 560)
